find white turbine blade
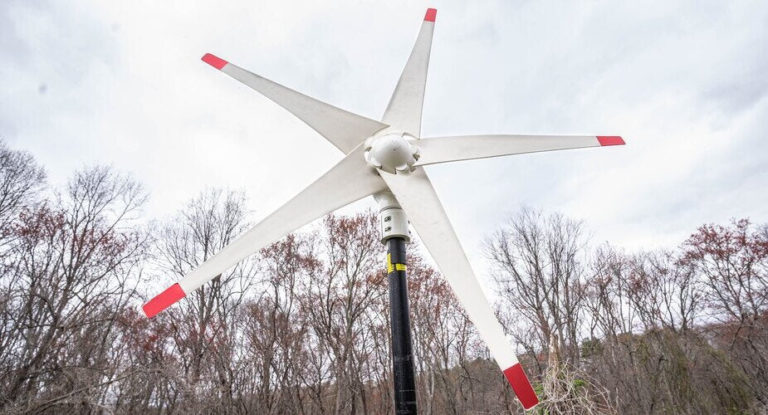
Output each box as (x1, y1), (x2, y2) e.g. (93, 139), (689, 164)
(378, 168), (539, 410)
(381, 8), (437, 137)
(415, 135), (625, 166)
(202, 53), (388, 154)
(143, 145), (386, 318)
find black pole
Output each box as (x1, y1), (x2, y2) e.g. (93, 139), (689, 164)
(387, 236), (417, 414)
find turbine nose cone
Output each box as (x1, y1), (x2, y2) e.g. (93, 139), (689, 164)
(364, 133), (419, 174)
(379, 137), (401, 154)
(373, 136), (407, 168)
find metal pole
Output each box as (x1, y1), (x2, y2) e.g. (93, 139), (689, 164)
(387, 236), (417, 414)
(375, 191), (417, 414)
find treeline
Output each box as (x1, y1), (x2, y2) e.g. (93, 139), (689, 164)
(0, 139), (766, 414)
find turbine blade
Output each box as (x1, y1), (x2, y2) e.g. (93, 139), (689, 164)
(143, 145), (386, 317)
(415, 135), (625, 166)
(381, 8), (437, 137)
(378, 168), (539, 410)
(202, 53), (388, 154)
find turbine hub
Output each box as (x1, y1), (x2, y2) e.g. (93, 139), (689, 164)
(364, 132), (420, 174)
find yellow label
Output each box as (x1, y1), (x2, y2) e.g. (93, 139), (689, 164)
(387, 253), (406, 273)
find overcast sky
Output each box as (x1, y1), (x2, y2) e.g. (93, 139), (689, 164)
(2, 0), (768, 276)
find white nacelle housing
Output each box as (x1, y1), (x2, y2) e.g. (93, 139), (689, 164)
(374, 191), (411, 243)
(364, 132), (420, 174)
(379, 207), (410, 243)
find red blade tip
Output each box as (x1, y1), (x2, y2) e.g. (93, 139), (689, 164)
(503, 363), (539, 409)
(597, 136), (625, 146)
(142, 283), (186, 318)
(202, 53), (228, 70)
(425, 8), (437, 22)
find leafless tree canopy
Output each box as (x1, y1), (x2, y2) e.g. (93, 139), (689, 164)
(486, 211), (766, 414)
(0, 141), (45, 245)
(1, 141), (766, 414)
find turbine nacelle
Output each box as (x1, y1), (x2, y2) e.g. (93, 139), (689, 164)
(364, 132), (420, 174)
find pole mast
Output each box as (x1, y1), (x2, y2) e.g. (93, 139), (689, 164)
(375, 191), (417, 414)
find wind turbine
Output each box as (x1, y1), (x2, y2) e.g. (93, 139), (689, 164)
(143, 8), (624, 412)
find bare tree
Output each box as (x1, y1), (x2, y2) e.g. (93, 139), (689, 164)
(299, 212), (385, 415)
(624, 251), (702, 333)
(150, 188), (254, 412)
(240, 233), (319, 414)
(0, 166), (147, 413)
(0, 140), (46, 246)
(681, 218), (768, 404)
(485, 208), (587, 367)
(585, 244), (755, 414)
(406, 247), (487, 415)
(681, 219), (768, 322)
